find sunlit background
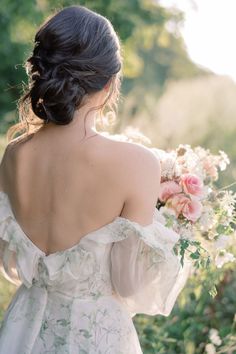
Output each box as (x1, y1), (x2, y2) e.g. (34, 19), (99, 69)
(0, 1), (236, 353)
(160, 0), (236, 81)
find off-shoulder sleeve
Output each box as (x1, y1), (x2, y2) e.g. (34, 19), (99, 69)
(0, 192), (43, 288)
(110, 209), (192, 317)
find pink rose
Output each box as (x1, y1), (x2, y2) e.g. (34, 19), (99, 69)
(159, 181), (182, 202)
(169, 193), (203, 222)
(180, 173), (204, 197)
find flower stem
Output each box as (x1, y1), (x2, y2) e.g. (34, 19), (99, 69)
(219, 181), (236, 190)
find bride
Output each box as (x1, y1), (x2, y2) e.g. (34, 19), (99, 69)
(0, 5), (191, 353)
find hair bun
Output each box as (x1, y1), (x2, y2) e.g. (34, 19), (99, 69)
(29, 58), (87, 124)
(21, 5), (122, 126)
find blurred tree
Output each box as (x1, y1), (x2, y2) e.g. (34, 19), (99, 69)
(120, 74), (236, 189)
(0, 0), (204, 133)
(0, 0), (44, 133)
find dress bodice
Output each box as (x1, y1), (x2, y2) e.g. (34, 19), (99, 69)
(0, 190), (192, 317)
(0, 190), (193, 353)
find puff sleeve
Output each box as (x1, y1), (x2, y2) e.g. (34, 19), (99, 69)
(110, 208), (192, 317)
(0, 192), (43, 288)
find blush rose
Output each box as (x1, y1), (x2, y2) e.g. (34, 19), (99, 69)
(168, 193), (203, 222)
(180, 173), (204, 197)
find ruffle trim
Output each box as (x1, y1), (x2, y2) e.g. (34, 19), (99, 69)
(109, 208), (180, 263)
(0, 191), (180, 288)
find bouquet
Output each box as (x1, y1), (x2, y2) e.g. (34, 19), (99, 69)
(151, 144), (236, 296)
(101, 129), (236, 295)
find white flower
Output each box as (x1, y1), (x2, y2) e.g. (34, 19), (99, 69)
(205, 343), (216, 354)
(178, 225), (195, 241)
(215, 251), (236, 268)
(209, 328), (222, 346)
(183, 149), (206, 180)
(214, 235), (230, 250)
(219, 190), (236, 218)
(199, 206), (216, 232)
(151, 149), (182, 179)
(194, 146), (209, 159)
(163, 155), (180, 179)
(218, 150), (230, 170)
(123, 126), (152, 145)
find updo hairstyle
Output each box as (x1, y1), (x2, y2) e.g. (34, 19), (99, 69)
(7, 5), (122, 142)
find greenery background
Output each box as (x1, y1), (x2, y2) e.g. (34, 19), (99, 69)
(0, 0), (236, 353)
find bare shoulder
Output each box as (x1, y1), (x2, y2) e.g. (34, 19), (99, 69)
(0, 137), (20, 168)
(0, 133), (33, 188)
(115, 139), (160, 186)
(100, 136), (161, 225)
(0, 133), (34, 161)
(0, 140), (14, 190)
(0, 140), (14, 168)
(94, 134), (161, 190)
(98, 132), (157, 159)
(102, 136), (160, 176)
(118, 140), (160, 172)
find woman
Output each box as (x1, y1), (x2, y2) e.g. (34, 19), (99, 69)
(0, 5), (191, 353)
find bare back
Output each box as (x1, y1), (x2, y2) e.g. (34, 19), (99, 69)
(0, 128), (160, 256)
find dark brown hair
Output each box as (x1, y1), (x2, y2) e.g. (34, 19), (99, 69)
(7, 5), (122, 142)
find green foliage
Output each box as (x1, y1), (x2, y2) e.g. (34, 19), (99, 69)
(134, 264), (236, 353)
(0, 275), (17, 320)
(0, 0), (44, 133)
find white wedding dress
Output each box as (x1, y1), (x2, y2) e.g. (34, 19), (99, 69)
(0, 191), (191, 353)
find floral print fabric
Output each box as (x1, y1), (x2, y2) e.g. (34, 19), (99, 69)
(0, 191), (191, 353)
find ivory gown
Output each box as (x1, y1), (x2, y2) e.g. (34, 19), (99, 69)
(0, 191), (191, 353)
